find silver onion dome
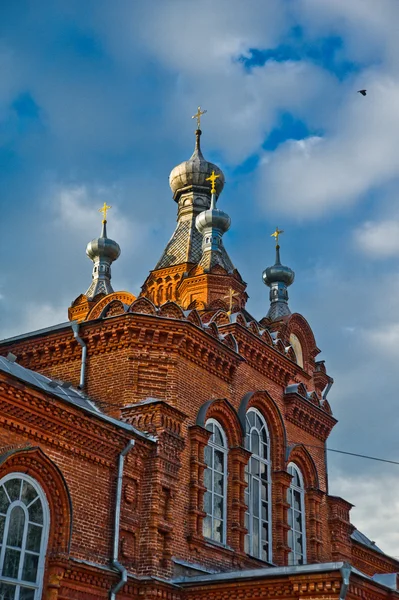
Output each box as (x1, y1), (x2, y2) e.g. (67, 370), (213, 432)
(169, 130), (225, 200)
(196, 201), (231, 235)
(85, 220), (121, 299)
(86, 222), (121, 262)
(262, 246), (295, 287)
(263, 244), (295, 321)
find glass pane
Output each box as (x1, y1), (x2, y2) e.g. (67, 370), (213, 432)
(260, 427), (268, 445)
(261, 501), (268, 521)
(22, 553), (39, 583)
(288, 551), (294, 565)
(262, 521), (269, 542)
(204, 446), (212, 467)
(297, 553), (304, 565)
(203, 468), (211, 490)
(295, 533), (303, 554)
(250, 457), (259, 476)
(214, 495), (223, 519)
(251, 430), (260, 456)
(253, 518), (259, 556)
(20, 589), (35, 600)
(214, 426), (223, 447)
(3, 548), (21, 579)
(21, 482), (38, 507)
(0, 488), (10, 514)
(214, 451), (224, 473)
(0, 515), (5, 539)
(287, 529), (293, 550)
(205, 421), (213, 434)
(287, 508), (293, 526)
(252, 480), (259, 516)
(0, 583), (16, 600)
(214, 473), (224, 495)
(261, 481), (268, 501)
(7, 506), (25, 548)
(203, 515), (212, 538)
(244, 533), (250, 554)
(213, 519), (222, 543)
(4, 480), (21, 503)
(26, 523), (42, 553)
(294, 511), (302, 532)
(247, 411), (255, 427)
(203, 491), (212, 515)
(293, 490), (301, 511)
(28, 499), (43, 525)
(261, 543), (268, 562)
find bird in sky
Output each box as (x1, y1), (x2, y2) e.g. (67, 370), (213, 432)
(357, 89), (367, 96)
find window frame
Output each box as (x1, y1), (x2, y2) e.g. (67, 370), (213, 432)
(287, 462), (307, 565)
(244, 407), (272, 563)
(0, 472), (50, 600)
(203, 418), (228, 545)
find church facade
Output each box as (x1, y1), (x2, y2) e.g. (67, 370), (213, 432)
(0, 122), (397, 600)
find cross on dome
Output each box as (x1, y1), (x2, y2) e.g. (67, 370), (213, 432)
(99, 202), (112, 223)
(192, 106), (207, 130)
(271, 227), (284, 247)
(206, 170), (220, 195)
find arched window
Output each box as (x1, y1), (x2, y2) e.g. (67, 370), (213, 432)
(287, 463), (306, 565)
(289, 334), (304, 368)
(244, 408), (272, 562)
(0, 473), (49, 600)
(203, 419), (228, 544)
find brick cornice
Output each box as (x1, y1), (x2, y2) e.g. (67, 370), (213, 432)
(0, 374), (151, 466)
(284, 392), (337, 441)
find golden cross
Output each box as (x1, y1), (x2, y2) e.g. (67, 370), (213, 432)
(99, 202), (112, 223)
(271, 227), (284, 247)
(223, 288), (239, 316)
(206, 170), (220, 194)
(192, 106), (207, 130)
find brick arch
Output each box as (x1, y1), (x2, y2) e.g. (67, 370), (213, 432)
(196, 399), (244, 448)
(238, 391), (287, 470)
(86, 291), (136, 321)
(101, 299), (127, 318)
(286, 444), (319, 489)
(129, 297), (157, 315)
(0, 446), (73, 554)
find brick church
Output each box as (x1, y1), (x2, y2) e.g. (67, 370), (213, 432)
(0, 118), (398, 600)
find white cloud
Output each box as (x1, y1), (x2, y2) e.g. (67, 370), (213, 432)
(257, 73), (399, 217)
(1, 302), (67, 341)
(330, 469), (399, 557)
(49, 184), (146, 252)
(354, 220), (399, 257)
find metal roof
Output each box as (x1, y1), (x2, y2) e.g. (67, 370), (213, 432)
(0, 355), (154, 442)
(351, 529), (384, 554)
(173, 561), (346, 585)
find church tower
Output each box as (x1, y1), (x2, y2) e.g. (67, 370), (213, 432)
(141, 108), (247, 312)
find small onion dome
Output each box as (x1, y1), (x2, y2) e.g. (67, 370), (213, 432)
(196, 198), (231, 235)
(86, 221), (121, 262)
(169, 130), (225, 200)
(262, 246), (295, 288)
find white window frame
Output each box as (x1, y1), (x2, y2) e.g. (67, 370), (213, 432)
(203, 418), (228, 545)
(0, 473), (50, 600)
(244, 408), (272, 562)
(287, 462), (307, 565)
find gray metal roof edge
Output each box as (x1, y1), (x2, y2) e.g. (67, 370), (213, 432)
(172, 561), (345, 585)
(0, 321), (73, 345)
(0, 357), (155, 444)
(352, 566), (399, 593)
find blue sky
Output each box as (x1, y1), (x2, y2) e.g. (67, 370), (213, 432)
(1, 0), (399, 554)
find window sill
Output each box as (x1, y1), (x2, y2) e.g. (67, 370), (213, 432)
(203, 538), (234, 553)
